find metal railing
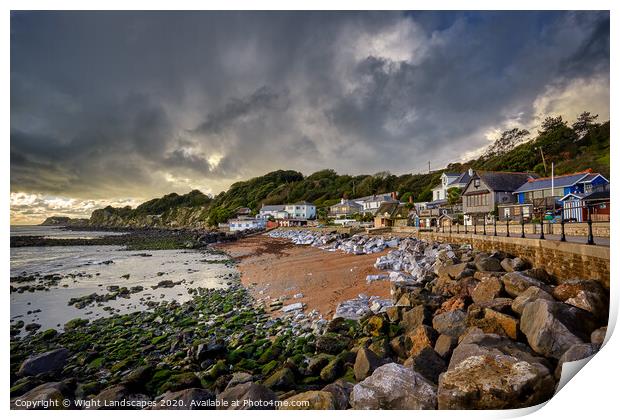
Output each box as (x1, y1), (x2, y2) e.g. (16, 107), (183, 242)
(436, 201), (609, 246)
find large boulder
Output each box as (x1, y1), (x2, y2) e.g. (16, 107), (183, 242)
(322, 379), (353, 410)
(437, 354), (555, 409)
(511, 286), (555, 315)
(441, 262), (473, 280)
(434, 334), (458, 360)
(226, 372), (253, 390)
(217, 382), (278, 410)
(553, 280), (609, 322)
(448, 328), (550, 371)
(475, 257), (503, 272)
(521, 268), (554, 284)
(152, 388), (215, 410)
(349, 363), (437, 410)
(471, 277), (504, 304)
(280, 391), (335, 410)
(354, 347), (385, 381)
(403, 347), (447, 384)
(520, 299), (599, 359)
(392, 283), (443, 311)
(263, 368), (295, 390)
(432, 310), (467, 338)
(500, 257), (527, 272)
(501, 272), (550, 297)
(400, 305), (432, 333)
(90, 384), (150, 409)
(10, 381), (72, 410)
(555, 343), (600, 380)
(406, 325), (439, 356)
(591, 327), (607, 345)
(315, 333), (350, 355)
(18, 348), (70, 377)
(466, 306), (519, 340)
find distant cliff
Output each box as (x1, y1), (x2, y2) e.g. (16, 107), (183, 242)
(40, 216), (90, 227)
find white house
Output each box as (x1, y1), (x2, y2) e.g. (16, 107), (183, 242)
(228, 218), (266, 232)
(284, 201), (316, 219)
(355, 193), (398, 215)
(431, 170), (473, 202)
(258, 204), (285, 219)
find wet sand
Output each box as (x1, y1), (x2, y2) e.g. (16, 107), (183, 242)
(216, 234), (391, 318)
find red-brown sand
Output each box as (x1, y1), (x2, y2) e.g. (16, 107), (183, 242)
(216, 235), (391, 318)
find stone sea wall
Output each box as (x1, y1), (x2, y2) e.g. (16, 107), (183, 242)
(411, 231), (610, 288)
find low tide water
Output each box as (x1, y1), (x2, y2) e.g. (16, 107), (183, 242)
(10, 226), (236, 333)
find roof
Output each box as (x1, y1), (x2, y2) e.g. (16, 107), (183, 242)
(443, 172), (461, 177)
(353, 193), (393, 202)
(291, 201), (315, 206)
(583, 190), (610, 201)
(427, 199), (448, 207)
(260, 204), (285, 212)
(375, 202), (409, 218)
(514, 171), (604, 193)
(473, 171), (537, 192)
(329, 200), (362, 208)
(448, 171), (472, 186)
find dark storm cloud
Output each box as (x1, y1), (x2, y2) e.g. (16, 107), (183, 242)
(11, 11), (610, 222)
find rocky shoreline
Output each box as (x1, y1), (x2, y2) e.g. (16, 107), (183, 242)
(10, 227), (261, 249)
(10, 229), (609, 410)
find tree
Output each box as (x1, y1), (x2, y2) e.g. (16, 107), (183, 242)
(483, 128), (530, 158)
(572, 111), (599, 139)
(538, 116), (566, 134)
(447, 187), (462, 206)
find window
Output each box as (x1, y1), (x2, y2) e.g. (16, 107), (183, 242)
(474, 179), (480, 188)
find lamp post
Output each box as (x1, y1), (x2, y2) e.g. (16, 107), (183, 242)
(587, 207), (595, 245)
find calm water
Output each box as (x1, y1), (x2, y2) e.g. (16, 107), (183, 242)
(11, 225), (126, 240)
(10, 226), (235, 333)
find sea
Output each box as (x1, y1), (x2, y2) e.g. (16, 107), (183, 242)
(10, 225), (236, 333)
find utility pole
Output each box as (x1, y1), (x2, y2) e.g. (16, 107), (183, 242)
(537, 147), (547, 175)
(551, 162), (555, 213)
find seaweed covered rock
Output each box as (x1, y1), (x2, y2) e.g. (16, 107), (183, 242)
(280, 391), (335, 410)
(152, 388), (216, 410)
(10, 381), (73, 410)
(18, 348), (70, 377)
(216, 382), (277, 410)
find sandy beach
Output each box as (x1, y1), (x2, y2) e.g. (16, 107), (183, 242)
(216, 234), (391, 318)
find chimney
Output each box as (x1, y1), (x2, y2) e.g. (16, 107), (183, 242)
(468, 168), (474, 177)
(408, 195), (413, 204)
(341, 198), (345, 204)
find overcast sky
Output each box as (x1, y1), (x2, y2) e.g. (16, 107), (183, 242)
(10, 11), (610, 224)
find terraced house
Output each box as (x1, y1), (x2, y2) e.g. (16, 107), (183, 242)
(329, 198), (362, 217)
(499, 170), (609, 221)
(462, 171), (537, 224)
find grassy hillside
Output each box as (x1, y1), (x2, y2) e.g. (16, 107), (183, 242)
(88, 114), (610, 227)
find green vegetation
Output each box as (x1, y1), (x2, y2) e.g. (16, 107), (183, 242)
(87, 112), (609, 227)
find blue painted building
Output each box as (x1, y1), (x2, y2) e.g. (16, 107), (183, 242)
(513, 171), (609, 205)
